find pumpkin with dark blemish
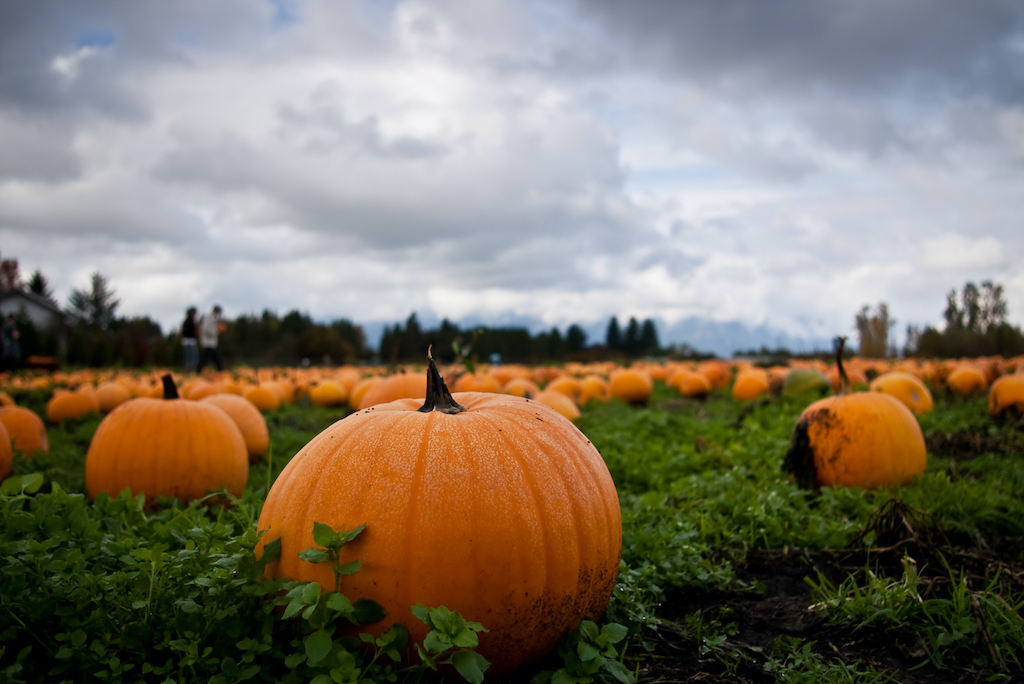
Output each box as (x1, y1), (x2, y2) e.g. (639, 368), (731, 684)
(784, 338), (926, 490)
(256, 355), (622, 675)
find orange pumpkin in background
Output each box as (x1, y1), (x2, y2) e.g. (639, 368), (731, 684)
(256, 355), (621, 676)
(608, 368), (653, 405)
(988, 374), (1024, 418)
(533, 389), (582, 421)
(308, 380), (349, 408)
(86, 375), (248, 504)
(46, 390), (100, 423)
(0, 406), (49, 456)
(947, 365), (988, 396)
(784, 338), (926, 490)
(356, 372), (427, 409)
(869, 371), (934, 415)
(200, 393), (270, 462)
(732, 368), (771, 401)
(502, 376), (542, 398)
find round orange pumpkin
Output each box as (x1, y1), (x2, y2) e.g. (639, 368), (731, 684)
(947, 365), (988, 395)
(256, 358), (621, 675)
(988, 374), (1024, 418)
(577, 375), (610, 405)
(784, 339), (926, 490)
(608, 368), (653, 405)
(46, 390), (100, 423)
(95, 381), (132, 413)
(533, 389), (582, 421)
(86, 376), (248, 504)
(200, 393), (270, 462)
(357, 372), (426, 410)
(245, 384), (282, 412)
(308, 381), (349, 408)
(732, 369), (770, 401)
(0, 406), (49, 456)
(870, 371), (934, 415)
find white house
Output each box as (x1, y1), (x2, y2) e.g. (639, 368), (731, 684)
(0, 290), (64, 330)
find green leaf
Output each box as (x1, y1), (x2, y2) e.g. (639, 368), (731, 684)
(577, 641), (600, 662)
(601, 623), (629, 645)
(410, 604), (431, 624)
(284, 652), (307, 669)
(21, 473), (44, 494)
(423, 631), (450, 654)
(304, 629), (333, 665)
(602, 659), (634, 684)
(282, 600), (305, 620)
(300, 582), (321, 605)
(452, 628), (479, 649)
(312, 522), (341, 549)
(551, 668), (586, 684)
(352, 598), (385, 624)
(325, 593), (353, 614)
(335, 560), (361, 575)
(298, 548), (330, 564)
(450, 649), (490, 684)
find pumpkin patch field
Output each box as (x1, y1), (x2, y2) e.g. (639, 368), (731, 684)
(1, 359), (1023, 683)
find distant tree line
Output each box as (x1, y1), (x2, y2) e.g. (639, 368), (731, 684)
(906, 281), (1024, 357)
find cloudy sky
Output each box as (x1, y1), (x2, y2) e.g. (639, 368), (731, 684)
(2, 0), (1023, 350)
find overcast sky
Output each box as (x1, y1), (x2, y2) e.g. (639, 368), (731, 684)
(2, 0), (1023, 348)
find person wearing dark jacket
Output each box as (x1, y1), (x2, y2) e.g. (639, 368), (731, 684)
(181, 307), (199, 373)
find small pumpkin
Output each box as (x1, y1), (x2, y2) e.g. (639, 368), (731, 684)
(869, 371), (934, 415)
(784, 338), (926, 490)
(732, 369), (770, 401)
(533, 389), (582, 421)
(46, 390), (100, 423)
(608, 368), (653, 405)
(244, 384), (282, 412)
(356, 372), (426, 410)
(86, 375), (248, 504)
(308, 381), (349, 408)
(988, 374), (1024, 418)
(502, 377), (542, 398)
(256, 353), (621, 675)
(95, 381), (132, 413)
(947, 365), (988, 396)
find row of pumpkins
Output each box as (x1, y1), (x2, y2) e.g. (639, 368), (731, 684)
(1, 352), (1023, 676)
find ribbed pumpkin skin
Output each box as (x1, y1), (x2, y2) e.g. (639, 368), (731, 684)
(256, 392), (622, 675)
(0, 421), (11, 480)
(795, 392), (926, 489)
(85, 399), (248, 503)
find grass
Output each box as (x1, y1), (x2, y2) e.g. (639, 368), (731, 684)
(3, 380), (1023, 682)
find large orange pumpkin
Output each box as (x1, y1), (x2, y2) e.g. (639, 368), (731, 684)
(85, 376), (248, 503)
(784, 339), (926, 490)
(0, 406), (49, 455)
(256, 357), (621, 676)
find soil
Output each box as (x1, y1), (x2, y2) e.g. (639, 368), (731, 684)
(634, 500), (1024, 683)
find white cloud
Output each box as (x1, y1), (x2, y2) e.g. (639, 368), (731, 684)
(919, 234), (1007, 272)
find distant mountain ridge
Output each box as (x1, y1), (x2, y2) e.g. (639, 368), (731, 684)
(363, 313), (833, 358)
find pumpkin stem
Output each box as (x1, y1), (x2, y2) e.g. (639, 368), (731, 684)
(418, 346), (466, 415)
(835, 336), (850, 396)
(162, 374), (180, 400)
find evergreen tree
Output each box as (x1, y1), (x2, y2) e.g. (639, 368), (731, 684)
(639, 318), (659, 355)
(566, 324), (587, 353)
(605, 317), (622, 351)
(27, 270), (54, 301)
(68, 272), (120, 330)
(624, 317), (641, 355)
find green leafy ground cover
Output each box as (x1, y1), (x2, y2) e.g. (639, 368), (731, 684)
(2, 382), (1023, 683)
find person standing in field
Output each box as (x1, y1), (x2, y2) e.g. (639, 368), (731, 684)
(1, 314), (20, 371)
(181, 307), (199, 373)
(198, 305), (224, 372)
